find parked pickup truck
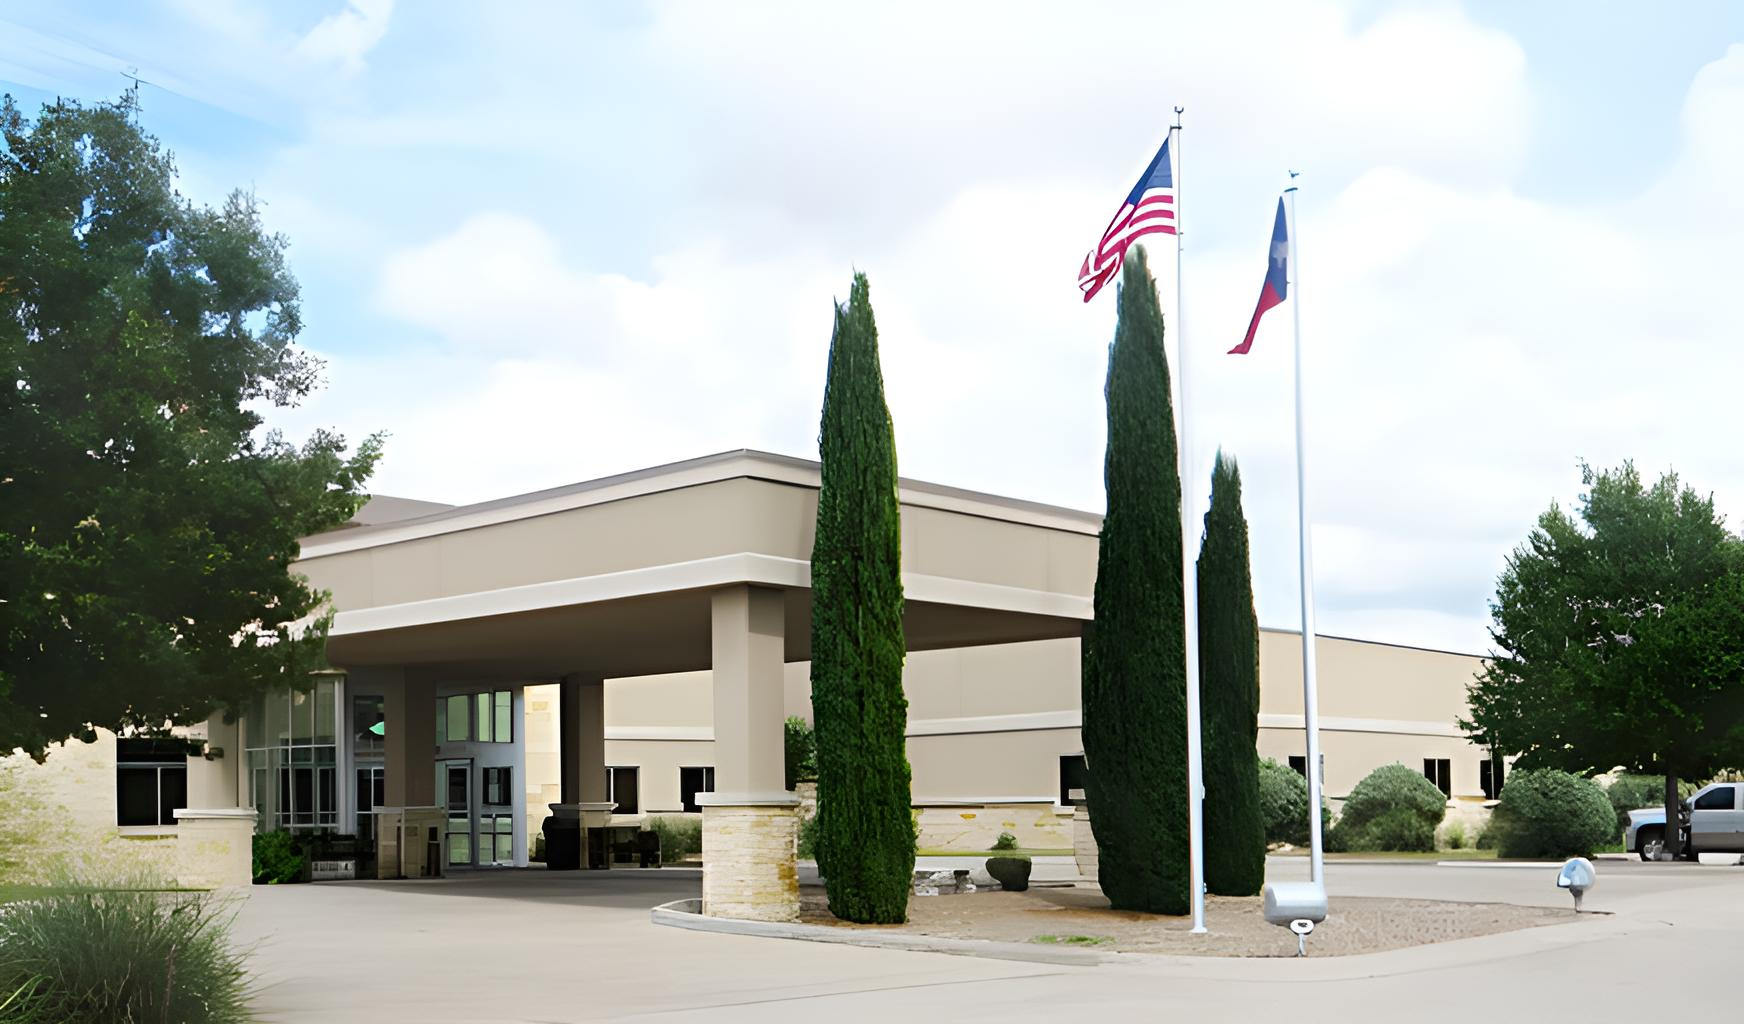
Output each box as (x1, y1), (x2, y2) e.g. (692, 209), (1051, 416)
(1624, 781), (1744, 861)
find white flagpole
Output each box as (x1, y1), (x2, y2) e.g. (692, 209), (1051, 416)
(1285, 179), (1326, 885)
(1174, 107), (1208, 934)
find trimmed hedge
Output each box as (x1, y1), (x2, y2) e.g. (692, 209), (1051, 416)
(1258, 757), (1330, 846)
(1493, 769), (1615, 859)
(1329, 763), (1446, 852)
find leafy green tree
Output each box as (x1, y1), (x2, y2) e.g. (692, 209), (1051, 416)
(1197, 454), (1264, 895)
(0, 93), (380, 757)
(809, 272), (913, 923)
(784, 715), (817, 789)
(1464, 462), (1744, 857)
(1081, 247), (1188, 914)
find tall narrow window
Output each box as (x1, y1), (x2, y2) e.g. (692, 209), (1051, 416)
(445, 695), (469, 742)
(494, 691), (513, 744)
(1058, 754), (1088, 807)
(482, 766), (512, 806)
(607, 766), (640, 815)
(475, 692), (493, 742)
(1423, 758), (1451, 797)
(1479, 755), (1506, 800)
(679, 766), (714, 813)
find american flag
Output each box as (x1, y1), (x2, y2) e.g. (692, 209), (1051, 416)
(1078, 136), (1175, 302)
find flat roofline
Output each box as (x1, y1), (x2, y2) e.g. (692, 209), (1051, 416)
(300, 449), (1103, 559)
(1258, 624), (1486, 661)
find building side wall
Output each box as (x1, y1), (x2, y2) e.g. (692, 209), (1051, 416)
(518, 632), (1490, 850)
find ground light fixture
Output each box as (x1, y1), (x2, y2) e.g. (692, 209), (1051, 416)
(1557, 857), (1596, 912)
(1262, 880), (1328, 957)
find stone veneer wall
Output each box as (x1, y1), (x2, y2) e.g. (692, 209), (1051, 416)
(702, 804), (799, 921)
(1073, 803), (1098, 880)
(0, 732), (179, 885)
(913, 802), (1073, 851)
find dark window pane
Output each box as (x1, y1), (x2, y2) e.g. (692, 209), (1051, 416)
(319, 767), (335, 815)
(158, 765), (187, 826)
(117, 737), (185, 763)
(611, 767), (640, 815)
(293, 768), (314, 824)
(1059, 755), (1088, 807)
(1288, 756), (1307, 777)
(447, 766), (468, 810)
(1694, 786), (1736, 811)
(356, 770), (372, 814)
(679, 766), (713, 813)
(117, 767), (160, 826)
(372, 771), (385, 808)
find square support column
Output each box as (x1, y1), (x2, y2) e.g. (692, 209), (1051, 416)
(375, 669), (437, 878)
(381, 669), (435, 809)
(700, 584), (798, 921)
(551, 673), (614, 869)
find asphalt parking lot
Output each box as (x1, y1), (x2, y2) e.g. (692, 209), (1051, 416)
(235, 856), (1744, 1022)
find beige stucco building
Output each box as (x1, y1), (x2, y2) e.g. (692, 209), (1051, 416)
(3, 450), (1497, 917)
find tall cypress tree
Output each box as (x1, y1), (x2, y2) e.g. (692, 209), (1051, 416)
(1082, 247), (1189, 914)
(1198, 454), (1265, 896)
(810, 272), (914, 924)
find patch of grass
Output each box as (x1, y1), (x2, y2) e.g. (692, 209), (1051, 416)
(1030, 934), (1113, 946)
(916, 847), (1072, 858)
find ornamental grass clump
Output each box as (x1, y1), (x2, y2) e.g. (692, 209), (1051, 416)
(0, 883), (252, 1024)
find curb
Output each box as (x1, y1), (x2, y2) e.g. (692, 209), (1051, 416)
(648, 898), (1109, 966)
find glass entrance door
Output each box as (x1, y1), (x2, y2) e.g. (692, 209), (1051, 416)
(439, 758), (474, 867)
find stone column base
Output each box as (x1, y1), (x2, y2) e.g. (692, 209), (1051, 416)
(1073, 802), (1098, 880)
(174, 808), (257, 890)
(701, 801), (799, 922)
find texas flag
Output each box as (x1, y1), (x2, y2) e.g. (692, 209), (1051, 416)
(1231, 198), (1289, 355)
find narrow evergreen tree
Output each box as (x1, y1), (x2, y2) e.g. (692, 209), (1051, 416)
(810, 272), (914, 924)
(1081, 247), (1189, 914)
(1198, 454), (1265, 896)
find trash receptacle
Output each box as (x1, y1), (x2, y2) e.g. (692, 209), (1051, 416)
(543, 814), (580, 870)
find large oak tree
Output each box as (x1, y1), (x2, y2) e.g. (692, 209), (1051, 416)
(1464, 462), (1744, 856)
(0, 93), (380, 758)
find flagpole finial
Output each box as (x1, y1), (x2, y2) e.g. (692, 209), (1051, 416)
(1285, 168), (1301, 194)
(1173, 106), (1184, 130)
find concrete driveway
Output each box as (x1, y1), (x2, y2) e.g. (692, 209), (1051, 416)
(234, 858), (1744, 1022)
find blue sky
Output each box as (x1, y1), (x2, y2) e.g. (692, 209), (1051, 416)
(4, 1), (1743, 654)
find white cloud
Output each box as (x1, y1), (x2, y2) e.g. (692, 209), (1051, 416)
(247, 7), (1744, 658)
(293, 0), (393, 75)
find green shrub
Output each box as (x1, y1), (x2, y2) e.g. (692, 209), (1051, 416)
(0, 887), (252, 1023)
(1258, 757), (1331, 846)
(991, 831), (1018, 851)
(1604, 775), (1694, 840)
(797, 813), (821, 860)
(1443, 821), (1467, 850)
(784, 716), (818, 789)
(251, 831), (304, 885)
(1329, 763), (1446, 852)
(1493, 769), (1615, 859)
(646, 816), (702, 859)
